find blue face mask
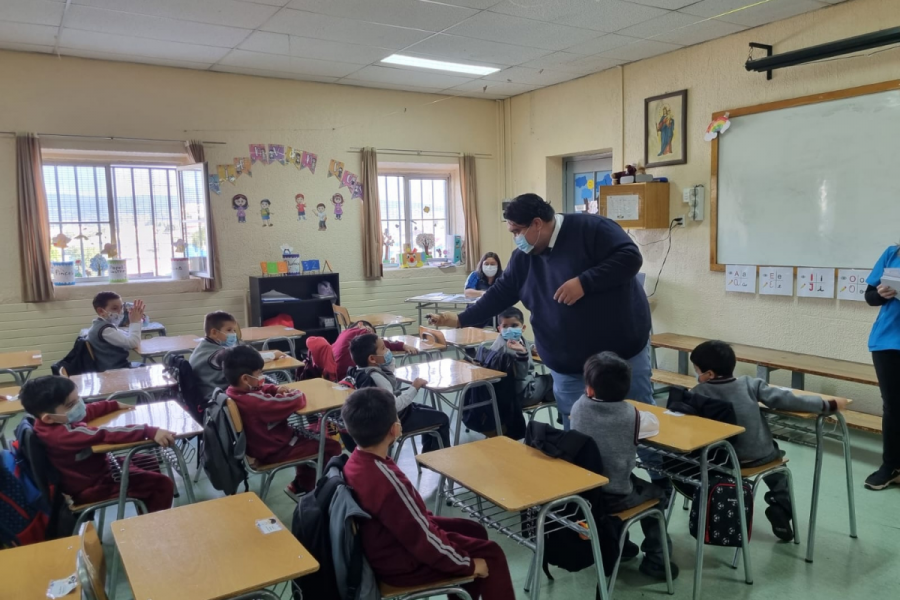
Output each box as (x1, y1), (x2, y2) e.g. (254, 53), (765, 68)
(59, 399), (87, 424)
(223, 332), (238, 347)
(382, 350), (394, 366)
(514, 232), (534, 254)
(501, 327), (523, 341)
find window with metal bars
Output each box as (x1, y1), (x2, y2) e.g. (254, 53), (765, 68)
(377, 174), (452, 265)
(43, 163), (209, 280)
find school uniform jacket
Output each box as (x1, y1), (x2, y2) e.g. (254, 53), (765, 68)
(225, 384), (307, 463)
(33, 400), (160, 496)
(343, 449), (475, 580)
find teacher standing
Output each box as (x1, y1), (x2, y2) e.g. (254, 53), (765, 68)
(430, 193), (652, 429)
(864, 244), (900, 490)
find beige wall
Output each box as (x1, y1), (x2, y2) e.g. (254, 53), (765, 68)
(0, 51), (501, 371)
(507, 0), (896, 414)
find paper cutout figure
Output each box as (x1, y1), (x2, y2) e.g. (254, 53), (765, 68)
(260, 199), (273, 227)
(260, 262), (280, 276)
(52, 232), (71, 249)
(301, 151), (317, 173)
(328, 160), (344, 179)
(174, 239), (186, 254)
(208, 174), (221, 195)
(725, 265), (756, 293)
(90, 254), (109, 276)
(250, 144), (267, 165)
(423, 206), (431, 214)
(350, 183), (364, 201)
(102, 243), (118, 258)
(837, 269), (871, 301)
(797, 267), (835, 299)
(705, 112), (731, 141)
(295, 193), (306, 220)
(277, 261), (288, 275)
(268, 144), (286, 165)
(234, 157), (252, 178)
(340, 170), (358, 190)
(281, 245), (294, 256)
(233, 194), (248, 223)
(759, 266), (793, 296)
(382, 227), (394, 263)
(331, 193), (345, 220)
(316, 203), (328, 231)
(401, 244), (424, 268)
(416, 233), (435, 258)
(218, 164), (236, 185)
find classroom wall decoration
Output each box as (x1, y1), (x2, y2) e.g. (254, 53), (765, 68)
(705, 112), (731, 141)
(725, 265), (755, 293)
(217, 164), (236, 185)
(759, 266), (793, 296)
(295, 194), (307, 220)
(234, 157), (252, 178)
(287, 146), (300, 169)
(645, 89), (687, 168)
(233, 194), (248, 223)
(268, 144), (286, 165)
(331, 193), (345, 220)
(250, 144), (267, 164)
(260, 199), (273, 227)
(837, 269), (870, 301)
(350, 182), (364, 200)
(340, 170), (358, 190)
(797, 267), (835, 298)
(301, 151), (318, 173)
(315, 203), (328, 230)
(328, 160), (344, 179)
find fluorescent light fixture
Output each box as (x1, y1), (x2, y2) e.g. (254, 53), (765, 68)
(381, 54), (499, 76)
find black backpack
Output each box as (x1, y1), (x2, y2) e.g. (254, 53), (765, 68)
(14, 419), (75, 541)
(341, 367), (378, 391)
(51, 335), (100, 376)
(689, 477), (754, 547)
(291, 454), (363, 600)
(666, 386), (738, 425)
(164, 353), (208, 422)
(461, 346), (526, 440)
(201, 390), (248, 495)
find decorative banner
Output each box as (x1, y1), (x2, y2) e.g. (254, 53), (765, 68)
(301, 151), (318, 174)
(232, 194), (248, 223)
(759, 266), (793, 296)
(350, 182), (364, 201)
(328, 159), (344, 179)
(797, 267), (835, 299)
(315, 202), (328, 231)
(234, 157), (252, 178)
(837, 269), (870, 301)
(705, 112), (731, 141)
(340, 170), (358, 190)
(208, 174), (221, 195)
(249, 144), (267, 164)
(218, 164), (236, 185)
(295, 193), (307, 221)
(260, 198), (273, 227)
(725, 265), (756, 293)
(287, 146), (302, 169)
(331, 193), (345, 221)
(268, 144), (286, 165)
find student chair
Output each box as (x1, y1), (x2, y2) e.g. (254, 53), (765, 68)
(607, 499), (674, 597)
(221, 393), (319, 501)
(379, 577), (475, 599)
(333, 305), (352, 330)
(77, 522), (108, 600)
(522, 399), (558, 427)
(391, 424), (445, 476)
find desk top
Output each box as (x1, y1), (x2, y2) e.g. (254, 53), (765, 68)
(651, 333), (877, 385)
(394, 358), (505, 392)
(0, 385), (22, 416)
(283, 378), (352, 415)
(356, 313), (414, 327)
(416, 437), (607, 512)
(0, 535), (80, 600)
(72, 364), (176, 399)
(137, 334), (202, 357)
(242, 326), (306, 342)
(0, 350), (42, 370)
(628, 400), (745, 453)
(112, 493), (318, 600)
(263, 355), (304, 372)
(89, 400), (202, 453)
(406, 293), (475, 304)
(386, 335), (447, 353)
(441, 328), (498, 347)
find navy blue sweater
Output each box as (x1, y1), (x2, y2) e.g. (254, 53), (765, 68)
(459, 214), (650, 375)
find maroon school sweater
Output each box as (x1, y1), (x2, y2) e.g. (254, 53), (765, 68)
(226, 384), (307, 463)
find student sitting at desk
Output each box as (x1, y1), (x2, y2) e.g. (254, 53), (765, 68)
(224, 346), (340, 496)
(332, 320), (418, 380)
(87, 291), (145, 371)
(342, 387), (515, 600)
(690, 340), (847, 541)
(570, 352), (678, 581)
(19, 375), (175, 513)
(480, 307), (553, 409)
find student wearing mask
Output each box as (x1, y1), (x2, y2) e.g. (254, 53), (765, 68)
(480, 307), (553, 409)
(86, 291), (146, 371)
(464, 252), (503, 299)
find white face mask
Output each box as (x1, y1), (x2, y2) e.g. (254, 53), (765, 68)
(482, 265), (498, 278)
(105, 311), (124, 327)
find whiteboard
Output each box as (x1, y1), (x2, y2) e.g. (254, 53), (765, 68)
(716, 87), (900, 269)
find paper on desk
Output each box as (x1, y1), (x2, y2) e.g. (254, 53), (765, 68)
(256, 518), (283, 534)
(46, 574), (77, 598)
(663, 410), (685, 417)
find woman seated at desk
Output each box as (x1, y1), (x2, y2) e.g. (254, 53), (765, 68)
(465, 252), (505, 329)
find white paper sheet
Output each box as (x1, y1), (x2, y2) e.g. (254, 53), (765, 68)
(759, 266), (793, 296)
(606, 194), (639, 221)
(837, 269), (870, 301)
(725, 265), (756, 293)
(797, 267), (835, 299)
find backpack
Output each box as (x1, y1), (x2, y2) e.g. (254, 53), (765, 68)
(461, 346), (525, 440)
(14, 419), (74, 543)
(292, 455), (364, 600)
(51, 335), (100, 376)
(666, 386), (738, 425)
(0, 447), (50, 547)
(340, 366), (378, 391)
(201, 390), (249, 495)
(689, 477), (754, 547)
(164, 353), (207, 422)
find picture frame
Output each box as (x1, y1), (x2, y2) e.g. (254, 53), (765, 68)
(644, 89), (687, 168)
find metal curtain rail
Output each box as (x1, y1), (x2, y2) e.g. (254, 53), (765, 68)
(348, 146), (492, 159)
(0, 131), (225, 145)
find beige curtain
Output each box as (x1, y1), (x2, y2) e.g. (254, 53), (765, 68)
(185, 140), (220, 292)
(17, 134), (54, 302)
(360, 147), (383, 280)
(459, 154), (480, 272)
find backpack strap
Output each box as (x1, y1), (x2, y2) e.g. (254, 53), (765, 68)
(633, 406), (641, 446)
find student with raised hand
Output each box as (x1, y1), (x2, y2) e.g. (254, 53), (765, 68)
(87, 291), (146, 371)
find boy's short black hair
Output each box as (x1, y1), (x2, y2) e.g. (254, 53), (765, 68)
(354, 320), (376, 333)
(503, 193), (555, 225)
(204, 311), (236, 336)
(583, 351), (632, 403)
(498, 307), (524, 322)
(350, 333), (379, 368)
(690, 340), (736, 378)
(341, 387), (398, 447)
(20, 375), (76, 417)
(92, 291), (121, 310)
(223, 346), (265, 386)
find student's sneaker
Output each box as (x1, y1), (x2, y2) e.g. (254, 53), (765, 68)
(764, 491), (794, 542)
(621, 539), (640, 561)
(864, 465), (900, 490)
(638, 558), (679, 581)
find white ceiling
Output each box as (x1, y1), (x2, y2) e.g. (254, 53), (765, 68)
(0, 0), (848, 99)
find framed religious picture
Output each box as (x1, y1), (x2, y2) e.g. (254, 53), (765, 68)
(644, 89), (687, 168)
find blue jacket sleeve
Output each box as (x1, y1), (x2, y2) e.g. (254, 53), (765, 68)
(576, 218), (643, 294)
(458, 260), (520, 327)
(866, 246), (893, 287)
(464, 271), (480, 290)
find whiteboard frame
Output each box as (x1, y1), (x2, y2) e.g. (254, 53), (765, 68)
(709, 78), (900, 271)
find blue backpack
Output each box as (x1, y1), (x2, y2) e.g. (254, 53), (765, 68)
(0, 448), (50, 547)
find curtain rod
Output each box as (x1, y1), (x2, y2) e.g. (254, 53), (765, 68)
(348, 147), (492, 159)
(0, 131), (225, 145)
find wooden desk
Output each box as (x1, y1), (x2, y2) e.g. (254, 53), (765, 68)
(356, 313), (414, 335)
(651, 332), (877, 388)
(263, 354), (303, 373)
(405, 293), (476, 326)
(283, 378), (351, 476)
(0, 535), (80, 600)
(72, 364), (177, 401)
(137, 334), (202, 361)
(628, 400), (745, 453)
(387, 335), (447, 354)
(112, 493), (318, 600)
(0, 349), (42, 385)
(0, 386), (23, 450)
(442, 327), (498, 349)
(241, 326), (306, 342)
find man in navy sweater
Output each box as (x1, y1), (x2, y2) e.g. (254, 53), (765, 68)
(429, 193), (653, 429)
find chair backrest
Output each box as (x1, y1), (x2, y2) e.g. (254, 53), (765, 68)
(225, 397), (244, 434)
(419, 326), (446, 346)
(16, 419), (57, 503)
(85, 341), (96, 362)
(235, 323), (243, 341)
(333, 305), (351, 328)
(59, 366), (69, 378)
(77, 522), (107, 600)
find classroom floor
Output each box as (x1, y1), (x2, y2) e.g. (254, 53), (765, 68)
(53, 394), (896, 600)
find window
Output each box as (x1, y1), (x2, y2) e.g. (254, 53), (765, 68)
(44, 162), (210, 280)
(378, 174), (451, 265)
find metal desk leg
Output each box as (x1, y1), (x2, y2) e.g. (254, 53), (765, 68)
(791, 372), (806, 389)
(756, 365), (771, 382)
(0, 415), (10, 450)
(170, 441), (197, 505)
(806, 416), (825, 563)
(692, 451), (709, 600)
(677, 351), (689, 375)
(722, 443), (753, 585)
(316, 408), (341, 479)
(835, 413), (857, 539)
(433, 475), (446, 516)
(452, 381), (503, 446)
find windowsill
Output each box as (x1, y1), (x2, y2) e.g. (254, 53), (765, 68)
(52, 277), (204, 300)
(382, 264), (464, 278)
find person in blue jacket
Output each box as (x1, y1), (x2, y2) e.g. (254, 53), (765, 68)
(464, 252), (503, 298)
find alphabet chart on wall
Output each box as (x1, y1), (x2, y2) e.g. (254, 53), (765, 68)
(797, 267), (835, 298)
(725, 265), (756, 293)
(837, 269), (870, 301)
(759, 266), (793, 296)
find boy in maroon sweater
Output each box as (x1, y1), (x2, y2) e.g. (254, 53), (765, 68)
(20, 376), (175, 513)
(342, 387), (515, 600)
(332, 320), (419, 380)
(224, 345), (341, 495)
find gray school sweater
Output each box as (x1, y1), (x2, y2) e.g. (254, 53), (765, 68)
(693, 376), (836, 463)
(189, 338), (229, 400)
(570, 396), (640, 496)
(481, 336), (536, 398)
